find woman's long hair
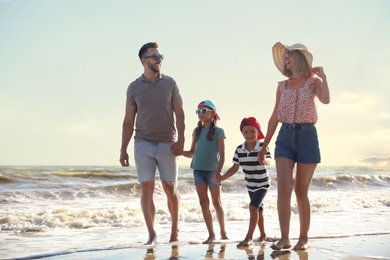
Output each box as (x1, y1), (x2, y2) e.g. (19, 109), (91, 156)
(283, 50), (312, 77)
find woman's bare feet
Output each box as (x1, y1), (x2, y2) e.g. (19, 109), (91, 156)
(203, 236), (215, 244)
(145, 236), (157, 246)
(169, 231), (179, 243)
(270, 238), (291, 250)
(293, 240), (309, 251)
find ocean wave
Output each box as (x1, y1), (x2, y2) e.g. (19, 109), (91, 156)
(0, 173), (12, 182)
(0, 183), (142, 204)
(311, 173), (390, 189)
(220, 173), (390, 190)
(0, 206), (145, 232)
(53, 171), (137, 179)
(2, 188), (389, 233)
(309, 231), (390, 240)
(1, 166), (389, 190)
(0, 166), (137, 182)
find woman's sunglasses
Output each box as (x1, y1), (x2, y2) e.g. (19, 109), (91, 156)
(284, 50), (292, 59)
(196, 108), (214, 115)
(144, 54), (164, 61)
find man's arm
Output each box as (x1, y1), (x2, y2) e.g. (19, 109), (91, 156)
(170, 98), (185, 156)
(120, 105), (137, 166)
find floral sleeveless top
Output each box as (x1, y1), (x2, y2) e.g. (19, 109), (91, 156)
(277, 76), (318, 124)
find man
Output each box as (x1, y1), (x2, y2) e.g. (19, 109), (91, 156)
(120, 42), (185, 245)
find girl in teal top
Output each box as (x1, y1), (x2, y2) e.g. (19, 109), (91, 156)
(183, 100), (228, 244)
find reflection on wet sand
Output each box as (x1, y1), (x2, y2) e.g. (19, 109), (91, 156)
(142, 243), (317, 260)
(205, 244), (227, 259)
(240, 244), (266, 259)
(143, 245), (180, 260)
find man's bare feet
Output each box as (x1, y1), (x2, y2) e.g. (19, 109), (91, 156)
(293, 240), (309, 251)
(270, 238), (291, 250)
(202, 236), (215, 244)
(266, 237), (279, 242)
(145, 236), (157, 246)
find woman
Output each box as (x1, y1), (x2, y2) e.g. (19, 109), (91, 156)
(258, 42), (330, 251)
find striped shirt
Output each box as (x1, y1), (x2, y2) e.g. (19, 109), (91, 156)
(233, 140), (271, 192)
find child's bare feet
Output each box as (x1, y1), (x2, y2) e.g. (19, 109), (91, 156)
(253, 234), (267, 243)
(293, 240), (309, 251)
(270, 238), (291, 250)
(220, 231), (229, 240)
(237, 239), (253, 248)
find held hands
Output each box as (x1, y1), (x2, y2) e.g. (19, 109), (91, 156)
(212, 172), (222, 184)
(170, 140), (184, 156)
(258, 149), (266, 165)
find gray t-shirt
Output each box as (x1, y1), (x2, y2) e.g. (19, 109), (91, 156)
(126, 74), (182, 143)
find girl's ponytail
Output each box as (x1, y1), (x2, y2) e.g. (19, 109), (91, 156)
(194, 115), (218, 142)
(194, 120), (203, 142)
(207, 118), (217, 141)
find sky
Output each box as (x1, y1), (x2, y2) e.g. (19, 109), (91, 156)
(0, 0), (389, 167)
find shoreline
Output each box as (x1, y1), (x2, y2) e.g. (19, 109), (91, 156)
(14, 233), (390, 260)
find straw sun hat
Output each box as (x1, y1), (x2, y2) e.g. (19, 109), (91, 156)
(272, 42), (313, 77)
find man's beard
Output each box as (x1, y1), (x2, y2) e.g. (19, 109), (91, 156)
(147, 61), (160, 73)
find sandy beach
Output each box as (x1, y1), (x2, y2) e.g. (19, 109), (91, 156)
(17, 233), (387, 260)
(2, 166), (389, 260)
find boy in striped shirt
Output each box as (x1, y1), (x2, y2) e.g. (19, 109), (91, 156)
(214, 117), (271, 247)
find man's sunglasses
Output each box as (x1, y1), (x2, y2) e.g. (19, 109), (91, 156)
(144, 54), (164, 61)
(284, 50), (292, 59)
(196, 108), (214, 115)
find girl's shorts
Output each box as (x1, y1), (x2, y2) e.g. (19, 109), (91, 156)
(193, 170), (221, 188)
(275, 123), (321, 164)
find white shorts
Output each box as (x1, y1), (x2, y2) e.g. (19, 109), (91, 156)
(134, 138), (178, 183)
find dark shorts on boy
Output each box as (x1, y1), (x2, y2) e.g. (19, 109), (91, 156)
(248, 188), (268, 211)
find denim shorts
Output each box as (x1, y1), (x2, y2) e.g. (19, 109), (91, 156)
(275, 123), (321, 164)
(134, 138), (178, 183)
(193, 170), (221, 188)
(248, 188), (268, 211)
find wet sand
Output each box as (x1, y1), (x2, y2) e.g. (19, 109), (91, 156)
(42, 234), (390, 260)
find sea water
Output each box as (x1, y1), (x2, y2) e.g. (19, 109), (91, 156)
(1, 165), (389, 259)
